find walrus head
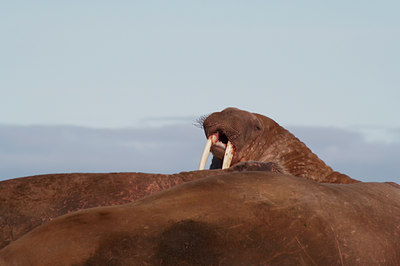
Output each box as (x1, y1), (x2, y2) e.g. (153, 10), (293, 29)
(199, 107), (359, 184)
(199, 108), (266, 169)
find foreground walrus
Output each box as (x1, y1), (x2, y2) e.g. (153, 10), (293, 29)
(0, 107), (365, 249)
(0, 165), (283, 249)
(1, 172), (399, 265)
(0, 170), (224, 249)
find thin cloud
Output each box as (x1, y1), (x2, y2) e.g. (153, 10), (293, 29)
(0, 124), (398, 183)
(0, 124), (205, 180)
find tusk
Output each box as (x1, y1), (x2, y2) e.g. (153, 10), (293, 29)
(222, 141), (234, 169)
(198, 135), (218, 170)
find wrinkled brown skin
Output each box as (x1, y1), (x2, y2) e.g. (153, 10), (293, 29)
(1, 172), (399, 266)
(0, 170), (227, 250)
(203, 107), (359, 184)
(0, 163), (283, 250)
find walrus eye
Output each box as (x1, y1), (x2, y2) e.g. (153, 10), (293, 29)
(255, 125), (261, 131)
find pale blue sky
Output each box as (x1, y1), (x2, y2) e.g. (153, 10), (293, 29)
(1, 1), (399, 129)
(0, 1), (399, 181)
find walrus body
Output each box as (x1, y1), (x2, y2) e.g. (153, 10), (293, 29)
(0, 163), (282, 249)
(0, 170), (227, 249)
(1, 172), (399, 265)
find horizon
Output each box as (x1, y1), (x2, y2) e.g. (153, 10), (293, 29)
(1, 120), (398, 183)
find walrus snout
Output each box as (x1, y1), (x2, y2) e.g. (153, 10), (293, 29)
(198, 132), (235, 170)
(209, 131), (231, 158)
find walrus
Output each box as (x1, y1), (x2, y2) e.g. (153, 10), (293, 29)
(0, 170), (222, 249)
(0, 164), (283, 249)
(199, 107), (359, 184)
(0, 107), (389, 250)
(1, 172), (399, 265)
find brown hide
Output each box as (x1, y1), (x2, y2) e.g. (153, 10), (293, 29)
(1, 172), (399, 265)
(0, 170), (227, 249)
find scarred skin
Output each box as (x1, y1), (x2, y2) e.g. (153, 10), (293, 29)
(1, 172), (399, 265)
(203, 107), (359, 184)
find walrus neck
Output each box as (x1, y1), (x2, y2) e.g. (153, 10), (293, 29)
(258, 121), (355, 183)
